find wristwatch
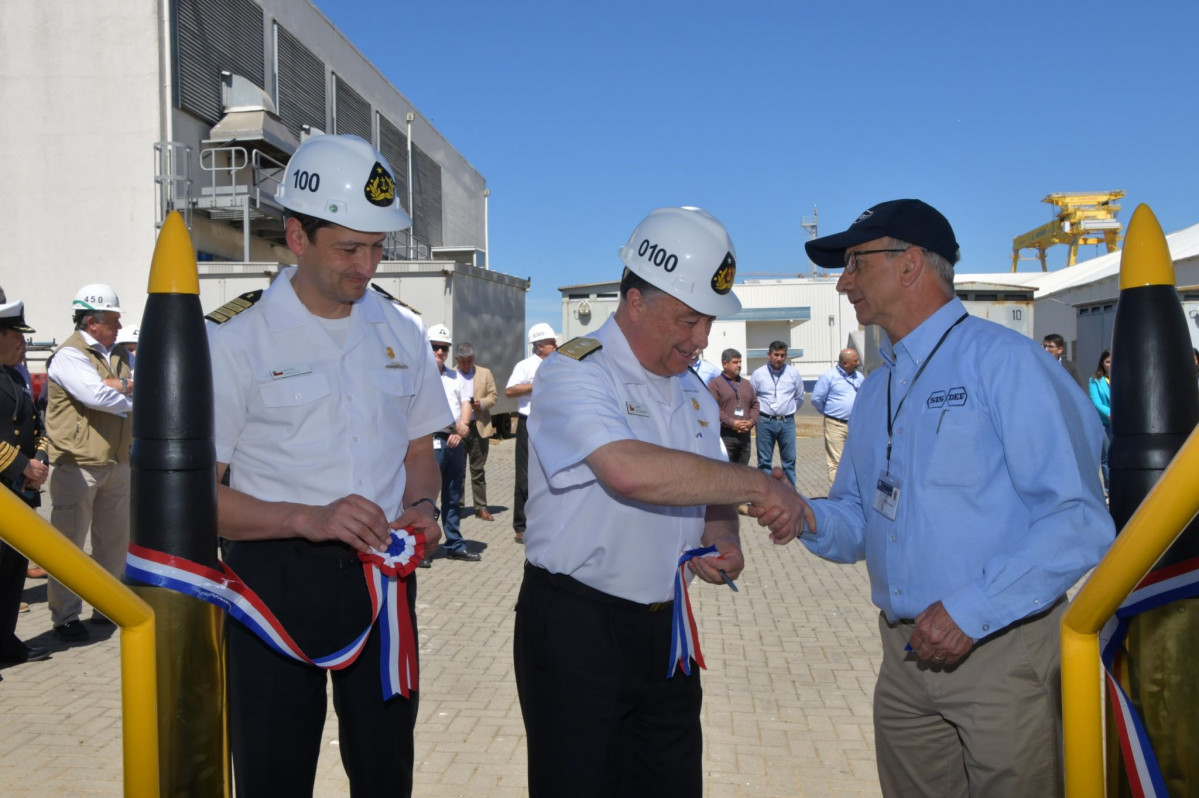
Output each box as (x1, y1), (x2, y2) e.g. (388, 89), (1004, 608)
(119, 378), (129, 395)
(407, 497), (440, 522)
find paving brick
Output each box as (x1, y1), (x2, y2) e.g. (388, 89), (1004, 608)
(2, 424), (883, 796)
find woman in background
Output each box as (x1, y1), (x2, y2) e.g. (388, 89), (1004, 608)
(1089, 350), (1112, 493)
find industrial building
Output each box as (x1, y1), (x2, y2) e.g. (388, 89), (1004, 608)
(1, 0), (526, 396)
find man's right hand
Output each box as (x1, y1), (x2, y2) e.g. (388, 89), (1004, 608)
(22, 458), (49, 488)
(300, 494), (392, 553)
(748, 467), (814, 544)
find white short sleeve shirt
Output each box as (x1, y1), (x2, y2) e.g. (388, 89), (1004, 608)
(207, 267), (453, 520)
(525, 316), (725, 603)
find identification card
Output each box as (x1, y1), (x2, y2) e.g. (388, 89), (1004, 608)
(734, 407), (745, 418)
(872, 472), (901, 521)
(432, 437), (443, 450)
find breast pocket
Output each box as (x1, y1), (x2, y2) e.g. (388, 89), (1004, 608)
(923, 409), (987, 487)
(370, 369), (416, 441)
(259, 373), (331, 407)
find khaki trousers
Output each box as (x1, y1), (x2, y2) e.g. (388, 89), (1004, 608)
(47, 461), (131, 625)
(823, 416), (848, 486)
(874, 601), (1066, 797)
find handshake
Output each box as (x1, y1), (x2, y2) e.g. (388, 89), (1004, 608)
(743, 466), (814, 545)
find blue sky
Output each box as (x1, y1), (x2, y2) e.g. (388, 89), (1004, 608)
(317, 1), (1199, 330)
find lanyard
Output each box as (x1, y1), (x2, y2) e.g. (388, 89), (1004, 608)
(884, 313), (968, 470)
(841, 372), (861, 393)
(721, 374), (740, 400)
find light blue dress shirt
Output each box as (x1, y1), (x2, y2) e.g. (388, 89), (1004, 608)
(811, 365), (864, 421)
(802, 298), (1114, 640)
(750, 363), (806, 416)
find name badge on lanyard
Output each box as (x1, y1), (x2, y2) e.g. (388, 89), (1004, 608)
(873, 473), (902, 521)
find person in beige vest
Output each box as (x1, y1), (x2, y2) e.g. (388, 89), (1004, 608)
(455, 342), (498, 520)
(45, 284), (134, 643)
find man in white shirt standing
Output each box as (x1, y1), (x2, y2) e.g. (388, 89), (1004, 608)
(44, 283), (134, 642)
(749, 341), (806, 486)
(505, 323), (556, 544)
(427, 324), (480, 563)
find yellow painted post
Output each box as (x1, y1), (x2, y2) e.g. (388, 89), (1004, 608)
(0, 488), (159, 797)
(1061, 424), (1199, 796)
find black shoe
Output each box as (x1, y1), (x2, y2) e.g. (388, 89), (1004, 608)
(88, 614), (115, 627)
(417, 558), (432, 568)
(0, 643), (51, 664)
(447, 549), (482, 562)
(53, 620), (90, 643)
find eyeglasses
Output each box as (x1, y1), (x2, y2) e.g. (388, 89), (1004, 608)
(431, 344), (450, 353)
(842, 247), (911, 274)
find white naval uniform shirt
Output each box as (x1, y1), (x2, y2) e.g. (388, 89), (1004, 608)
(506, 354), (544, 417)
(207, 266), (452, 519)
(525, 316), (725, 604)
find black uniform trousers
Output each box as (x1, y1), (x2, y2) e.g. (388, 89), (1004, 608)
(720, 429), (753, 466)
(513, 414), (530, 532)
(0, 538), (29, 658)
(224, 539), (419, 798)
(514, 562), (703, 798)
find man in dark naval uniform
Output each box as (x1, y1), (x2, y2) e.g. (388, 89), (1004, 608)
(0, 298), (51, 669)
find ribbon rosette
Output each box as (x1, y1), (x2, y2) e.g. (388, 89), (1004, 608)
(668, 544), (720, 678)
(125, 527), (426, 701)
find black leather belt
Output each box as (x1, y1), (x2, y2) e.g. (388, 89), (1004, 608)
(523, 561), (673, 612)
(823, 414), (849, 423)
(762, 413), (793, 421)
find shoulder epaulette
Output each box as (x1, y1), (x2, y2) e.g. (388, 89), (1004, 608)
(205, 290), (263, 324)
(371, 283), (421, 315)
(557, 337), (602, 361)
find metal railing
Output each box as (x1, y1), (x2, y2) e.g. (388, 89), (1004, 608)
(0, 489), (159, 797)
(1061, 424), (1199, 796)
(153, 141), (192, 231)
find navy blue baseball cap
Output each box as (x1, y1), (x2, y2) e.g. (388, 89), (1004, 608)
(805, 199), (960, 270)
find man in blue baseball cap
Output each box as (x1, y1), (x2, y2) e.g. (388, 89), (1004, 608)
(792, 199), (1114, 796)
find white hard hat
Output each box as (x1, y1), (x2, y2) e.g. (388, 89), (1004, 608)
(528, 323), (556, 344)
(73, 283), (123, 313)
(276, 134), (412, 234)
(618, 206), (741, 317)
(116, 327), (139, 345)
(427, 323), (452, 344)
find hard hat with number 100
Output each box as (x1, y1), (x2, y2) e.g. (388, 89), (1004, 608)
(276, 134), (412, 234)
(618, 206), (740, 317)
(72, 284), (123, 313)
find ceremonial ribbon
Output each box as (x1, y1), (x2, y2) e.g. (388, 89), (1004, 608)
(125, 529), (425, 700)
(668, 544), (720, 678)
(1098, 555), (1199, 798)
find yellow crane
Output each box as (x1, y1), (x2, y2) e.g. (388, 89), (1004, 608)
(1011, 191), (1124, 272)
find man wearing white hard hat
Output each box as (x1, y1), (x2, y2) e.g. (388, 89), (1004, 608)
(514, 206), (811, 797)
(425, 323), (481, 563)
(44, 283), (134, 643)
(205, 133), (448, 797)
(504, 322), (557, 544)
(115, 326), (139, 373)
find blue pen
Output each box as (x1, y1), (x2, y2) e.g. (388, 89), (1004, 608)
(718, 569), (739, 592)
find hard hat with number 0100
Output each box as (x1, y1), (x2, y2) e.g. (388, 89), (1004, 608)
(72, 284), (123, 313)
(617, 206), (740, 317)
(426, 324), (452, 344)
(276, 134), (412, 234)
(528, 323), (556, 344)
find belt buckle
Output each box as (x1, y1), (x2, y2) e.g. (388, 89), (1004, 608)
(647, 601), (669, 612)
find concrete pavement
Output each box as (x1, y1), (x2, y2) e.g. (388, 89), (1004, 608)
(1, 426), (883, 797)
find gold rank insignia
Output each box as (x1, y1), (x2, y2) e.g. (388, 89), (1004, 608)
(691, 397), (700, 410)
(205, 289), (263, 324)
(386, 346), (395, 359)
(698, 420), (709, 427)
(557, 337), (602, 361)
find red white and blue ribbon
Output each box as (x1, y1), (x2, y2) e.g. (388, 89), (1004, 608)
(668, 544), (720, 678)
(125, 529), (425, 700)
(1099, 555), (1199, 798)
